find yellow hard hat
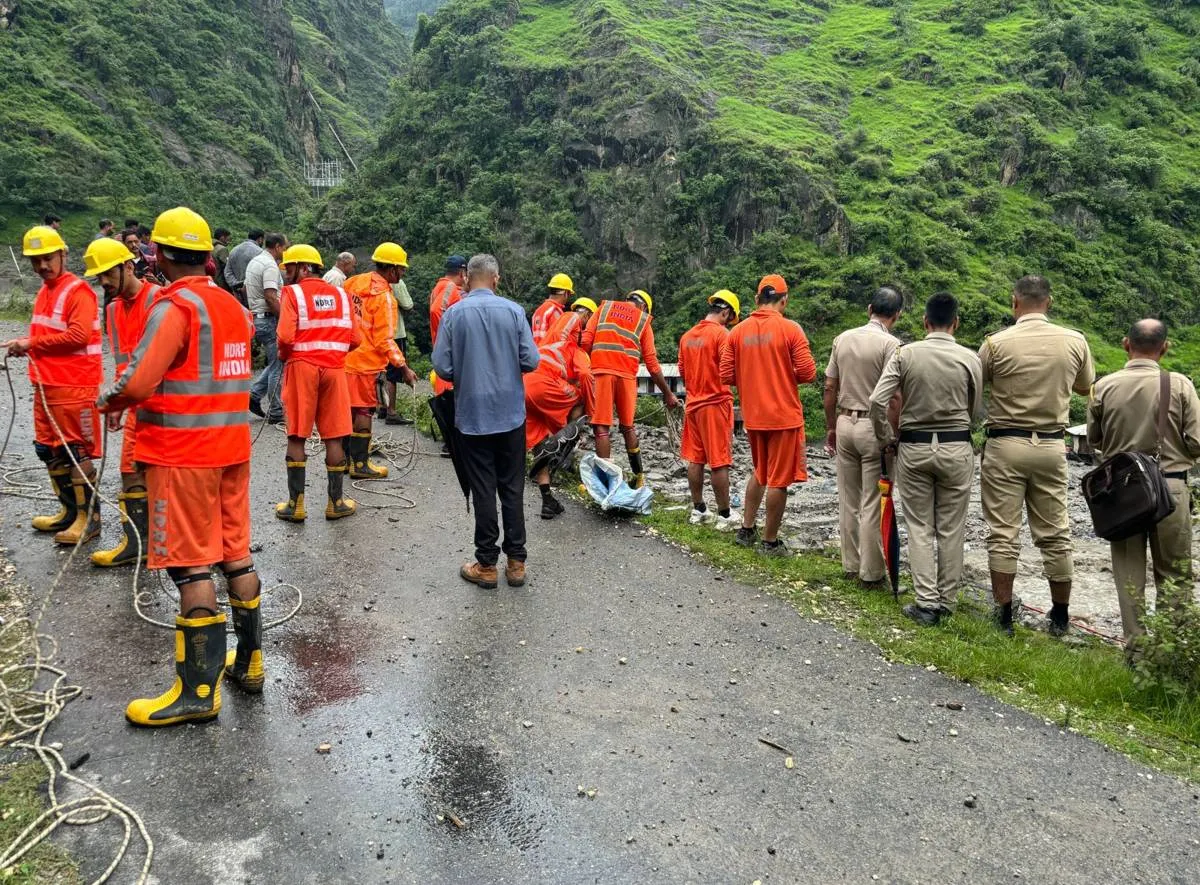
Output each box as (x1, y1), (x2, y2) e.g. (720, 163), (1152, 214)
(151, 206), (213, 252)
(281, 244), (324, 268)
(629, 289), (653, 314)
(372, 242), (409, 267)
(83, 238), (135, 276)
(548, 273), (574, 294)
(708, 289), (741, 320)
(22, 225), (67, 256)
(572, 296), (598, 314)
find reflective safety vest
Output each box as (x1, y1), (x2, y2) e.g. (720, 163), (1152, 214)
(531, 299), (564, 346)
(106, 281), (161, 376)
(286, 279), (355, 368)
(29, 272), (103, 386)
(135, 279), (253, 467)
(588, 300), (648, 377)
(547, 310), (584, 345)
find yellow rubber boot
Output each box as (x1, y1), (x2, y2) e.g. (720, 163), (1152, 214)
(325, 464), (357, 520)
(126, 614), (228, 727)
(275, 461), (307, 522)
(32, 465), (75, 533)
(227, 596), (265, 693)
(349, 432), (388, 480)
(53, 480), (100, 546)
(91, 491), (148, 567)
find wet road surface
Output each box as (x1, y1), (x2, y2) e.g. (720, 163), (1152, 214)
(0, 354), (1198, 883)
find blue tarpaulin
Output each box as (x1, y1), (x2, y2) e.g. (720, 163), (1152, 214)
(579, 453), (654, 515)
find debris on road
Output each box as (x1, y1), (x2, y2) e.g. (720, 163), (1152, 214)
(316, 743), (332, 754)
(757, 737), (793, 755)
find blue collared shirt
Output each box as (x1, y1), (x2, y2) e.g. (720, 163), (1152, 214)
(432, 287), (539, 436)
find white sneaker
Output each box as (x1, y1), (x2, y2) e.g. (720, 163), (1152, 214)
(689, 507), (716, 525)
(715, 510), (742, 532)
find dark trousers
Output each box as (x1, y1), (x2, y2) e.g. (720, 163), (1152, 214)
(460, 425), (527, 566)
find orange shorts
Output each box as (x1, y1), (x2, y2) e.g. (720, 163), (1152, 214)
(346, 370), (382, 412)
(747, 427), (808, 488)
(119, 412), (139, 475)
(33, 387), (102, 460)
(145, 462), (251, 569)
(282, 361), (352, 440)
(524, 372), (581, 450)
(591, 374), (637, 428)
(681, 401), (734, 469)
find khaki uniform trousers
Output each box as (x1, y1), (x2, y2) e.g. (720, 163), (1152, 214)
(981, 435), (1073, 580)
(835, 414), (884, 581)
(897, 440), (974, 611)
(1110, 479), (1193, 641)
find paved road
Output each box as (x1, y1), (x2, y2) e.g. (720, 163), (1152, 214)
(0, 355), (1197, 883)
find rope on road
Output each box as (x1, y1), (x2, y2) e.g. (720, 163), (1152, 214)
(0, 354), (154, 883)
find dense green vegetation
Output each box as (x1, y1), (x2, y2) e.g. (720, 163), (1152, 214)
(385, 0), (447, 30)
(318, 0), (1200, 376)
(0, 0), (405, 242)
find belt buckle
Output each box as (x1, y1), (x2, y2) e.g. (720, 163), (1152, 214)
(1031, 431), (1040, 445)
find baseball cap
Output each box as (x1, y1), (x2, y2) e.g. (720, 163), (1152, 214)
(757, 274), (788, 296)
(446, 255), (468, 270)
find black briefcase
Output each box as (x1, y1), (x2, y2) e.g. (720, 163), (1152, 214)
(1082, 371), (1176, 542)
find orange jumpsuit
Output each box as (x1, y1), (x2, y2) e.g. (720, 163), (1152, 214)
(102, 276), (253, 568)
(719, 308), (816, 488)
(581, 300), (661, 429)
(678, 317), (734, 470)
(546, 309), (585, 346)
(429, 276), (463, 396)
(106, 280), (161, 473)
(276, 279), (361, 440)
(531, 298), (564, 347)
(524, 338), (594, 450)
(344, 272), (405, 411)
(28, 272), (104, 459)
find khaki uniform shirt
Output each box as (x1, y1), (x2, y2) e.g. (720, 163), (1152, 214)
(979, 313), (1094, 431)
(826, 319), (900, 412)
(1086, 359), (1200, 475)
(869, 332), (983, 446)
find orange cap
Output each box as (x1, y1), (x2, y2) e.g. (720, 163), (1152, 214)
(758, 274), (788, 295)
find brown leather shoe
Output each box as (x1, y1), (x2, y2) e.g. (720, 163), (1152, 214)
(460, 561), (498, 589)
(505, 559), (526, 587)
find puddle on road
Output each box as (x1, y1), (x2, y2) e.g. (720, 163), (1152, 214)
(413, 730), (547, 852)
(276, 616), (378, 715)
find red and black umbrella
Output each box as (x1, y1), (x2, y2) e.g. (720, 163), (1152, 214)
(878, 453), (900, 599)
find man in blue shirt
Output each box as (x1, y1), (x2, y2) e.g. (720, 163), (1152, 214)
(433, 254), (539, 589)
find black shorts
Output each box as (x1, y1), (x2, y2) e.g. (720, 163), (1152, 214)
(385, 339), (409, 382)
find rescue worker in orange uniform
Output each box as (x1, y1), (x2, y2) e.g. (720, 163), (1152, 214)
(719, 275), (818, 556)
(343, 243), (418, 478)
(4, 225), (104, 546)
(429, 255), (468, 397)
(85, 238), (160, 567)
(545, 296), (597, 346)
(581, 290), (678, 488)
(98, 206), (262, 726)
(679, 290), (741, 531)
(532, 273), (573, 346)
(524, 326), (595, 519)
(274, 245), (362, 522)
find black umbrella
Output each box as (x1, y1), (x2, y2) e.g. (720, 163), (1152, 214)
(428, 390), (471, 510)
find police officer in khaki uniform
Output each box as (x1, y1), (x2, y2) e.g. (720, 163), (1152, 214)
(870, 293), (982, 625)
(979, 275), (1094, 636)
(824, 287), (902, 585)
(1086, 319), (1200, 645)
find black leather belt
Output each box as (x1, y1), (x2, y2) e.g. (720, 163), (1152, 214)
(1164, 471), (1188, 481)
(986, 428), (1064, 439)
(899, 430), (972, 443)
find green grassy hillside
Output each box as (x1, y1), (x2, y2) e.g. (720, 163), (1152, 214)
(0, 0), (406, 238)
(318, 0), (1199, 375)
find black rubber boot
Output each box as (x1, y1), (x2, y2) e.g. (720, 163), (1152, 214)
(227, 596), (265, 693)
(125, 614), (229, 726)
(325, 465), (357, 519)
(90, 491), (148, 567)
(275, 461), (307, 522)
(540, 494), (565, 520)
(54, 479), (100, 545)
(32, 464), (75, 533)
(349, 432), (388, 479)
